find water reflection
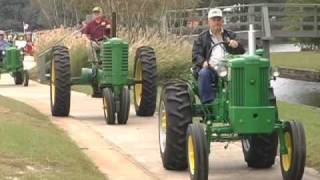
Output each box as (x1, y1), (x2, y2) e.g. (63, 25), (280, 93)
(271, 78), (320, 107)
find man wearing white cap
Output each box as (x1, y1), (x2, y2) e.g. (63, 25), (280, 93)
(192, 8), (245, 103)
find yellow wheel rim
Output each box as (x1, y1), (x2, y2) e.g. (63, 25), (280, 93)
(188, 135), (196, 175)
(159, 101), (167, 153)
(134, 60), (142, 106)
(103, 97), (108, 111)
(161, 114), (167, 129)
(281, 132), (293, 172)
(51, 61), (56, 105)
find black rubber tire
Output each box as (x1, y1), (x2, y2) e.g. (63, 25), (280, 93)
(159, 82), (192, 170)
(23, 70), (29, 87)
(241, 133), (278, 168)
(50, 46), (71, 116)
(241, 87), (279, 168)
(133, 46), (157, 116)
(102, 88), (116, 125)
(117, 87), (130, 125)
(280, 121), (306, 180)
(14, 71), (23, 85)
(187, 123), (208, 180)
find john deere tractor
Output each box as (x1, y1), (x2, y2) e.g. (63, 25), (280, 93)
(158, 25), (306, 180)
(50, 13), (157, 124)
(0, 42), (29, 86)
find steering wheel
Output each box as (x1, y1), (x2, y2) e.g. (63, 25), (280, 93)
(207, 41), (229, 67)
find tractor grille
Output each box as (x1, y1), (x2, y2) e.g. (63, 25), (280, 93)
(99, 38), (129, 85)
(122, 46), (128, 73)
(231, 67), (245, 106)
(259, 67), (269, 105)
(102, 47), (112, 72)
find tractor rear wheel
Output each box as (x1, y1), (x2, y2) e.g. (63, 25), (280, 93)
(280, 121), (306, 180)
(14, 71), (23, 85)
(159, 82), (192, 170)
(50, 46), (71, 116)
(187, 123), (209, 180)
(117, 87), (130, 125)
(102, 88), (116, 125)
(133, 46), (157, 116)
(23, 70), (29, 87)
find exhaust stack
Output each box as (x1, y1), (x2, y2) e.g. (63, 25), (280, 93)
(112, 12), (117, 38)
(248, 24), (256, 56)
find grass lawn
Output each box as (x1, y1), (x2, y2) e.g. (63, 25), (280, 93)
(271, 51), (320, 71)
(278, 101), (320, 172)
(0, 95), (106, 180)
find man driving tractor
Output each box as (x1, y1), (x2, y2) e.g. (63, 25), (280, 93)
(192, 8), (245, 104)
(83, 7), (112, 42)
(82, 6), (112, 97)
(0, 30), (11, 62)
(24, 32), (35, 56)
(0, 30), (10, 50)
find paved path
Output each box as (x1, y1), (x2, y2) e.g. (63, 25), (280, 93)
(1, 75), (319, 180)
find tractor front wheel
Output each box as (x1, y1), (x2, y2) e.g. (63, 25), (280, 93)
(50, 46), (71, 116)
(187, 123), (209, 180)
(241, 133), (278, 168)
(242, 88), (279, 169)
(23, 70), (29, 87)
(280, 121), (306, 180)
(102, 88), (116, 125)
(117, 87), (130, 125)
(133, 46), (157, 116)
(14, 71), (23, 85)
(159, 82), (192, 170)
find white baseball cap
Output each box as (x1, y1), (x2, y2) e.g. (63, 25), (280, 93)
(208, 8), (223, 19)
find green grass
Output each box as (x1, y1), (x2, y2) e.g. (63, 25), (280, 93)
(0, 95), (106, 180)
(271, 51), (320, 71)
(278, 101), (320, 171)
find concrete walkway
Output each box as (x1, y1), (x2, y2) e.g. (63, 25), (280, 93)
(1, 74), (319, 180)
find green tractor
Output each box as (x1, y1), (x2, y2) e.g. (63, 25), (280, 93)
(158, 26), (306, 180)
(50, 13), (157, 124)
(0, 42), (29, 86)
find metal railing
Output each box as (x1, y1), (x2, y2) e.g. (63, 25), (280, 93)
(165, 3), (320, 39)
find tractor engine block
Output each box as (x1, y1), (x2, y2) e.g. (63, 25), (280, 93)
(101, 38), (129, 86)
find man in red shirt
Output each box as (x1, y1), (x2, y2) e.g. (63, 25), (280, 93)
(83, 7), (112, 42)
(24, 32), (35, 56)
(83, 7), (112, 97)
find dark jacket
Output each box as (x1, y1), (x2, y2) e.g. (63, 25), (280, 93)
(192, 29), (245, 68)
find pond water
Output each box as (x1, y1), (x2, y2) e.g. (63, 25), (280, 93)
(271, 78), (320, 107)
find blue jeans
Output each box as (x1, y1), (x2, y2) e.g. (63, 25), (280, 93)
(198, 68), (217, 103)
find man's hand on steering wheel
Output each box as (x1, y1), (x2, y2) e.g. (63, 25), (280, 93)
(228, 40), (239, 48)
(202, 61), (209, 68)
